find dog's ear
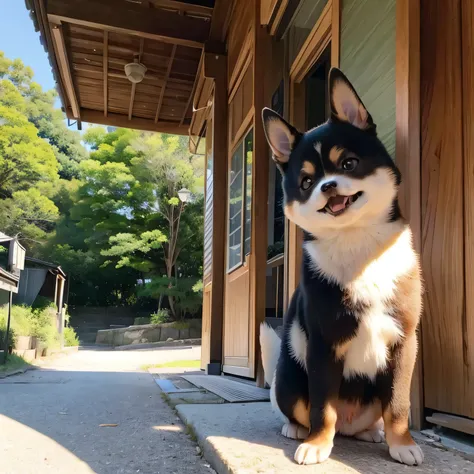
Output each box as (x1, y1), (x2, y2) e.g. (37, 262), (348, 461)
(328, 68), (376, 133)
(262, 108), (301, 166)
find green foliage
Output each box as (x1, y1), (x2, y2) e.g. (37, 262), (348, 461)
(1, 52), (87, 180)
(0, 354), (28, 373)
(141, 277), (202, 320)
(150, 309), (171, 325)
(102, 230), (167, 272)
(0, 51), (85, 253)
(0, 80), (58, 197)
(64, 326), (79, 347)
(0, 304), (59, 349)
(0, 51), (205, 313)
(134, 317), (151, 326)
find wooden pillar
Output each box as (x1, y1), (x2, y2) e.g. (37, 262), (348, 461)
(253, 0), (272, 387)
(396, 0), (422, 429)
(204, 47), (228, 374)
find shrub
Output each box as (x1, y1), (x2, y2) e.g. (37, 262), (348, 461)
(134, 317), (151, 325)
(0, 304), (60, 349)
(63, 326), (79, 346)
(150, 309), (171, 325)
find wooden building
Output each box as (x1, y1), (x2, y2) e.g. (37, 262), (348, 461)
(27, 0), (474, 432)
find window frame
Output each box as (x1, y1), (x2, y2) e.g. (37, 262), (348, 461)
(227, 127), (254, 273)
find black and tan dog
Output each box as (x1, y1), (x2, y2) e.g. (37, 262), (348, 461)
(260, 68), (423, 466)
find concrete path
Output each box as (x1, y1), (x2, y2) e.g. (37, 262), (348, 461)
(0, 346), (212, 474)
(177, 403), (474, 474)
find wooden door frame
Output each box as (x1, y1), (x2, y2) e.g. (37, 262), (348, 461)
(286, 0), (337, 298)
(283, 0), (424, 428)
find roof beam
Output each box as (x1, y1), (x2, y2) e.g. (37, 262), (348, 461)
(47, 0), (210, 49)
(50, 25), (80, 119)
(103, 31), (108, 117)
(155, 45), (177, 123)
(75, 109), (189, 135)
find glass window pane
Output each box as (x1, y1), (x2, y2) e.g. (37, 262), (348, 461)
(228, 145), (244, 270)
(244, 130), (253, 256)
(287, 0), (329, 67)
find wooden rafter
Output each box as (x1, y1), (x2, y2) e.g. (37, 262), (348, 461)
(47, 0), (210, 49)
(50, 25), (80, 119)
(151, 0), (213, 17)
(154, 44), (177, 123)
(128, 38), (145, 121)
(103, 31), (108, 117)
(179, 51), (203, 126)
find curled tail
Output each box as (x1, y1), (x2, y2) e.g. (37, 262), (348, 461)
(259, 323), (281, 386)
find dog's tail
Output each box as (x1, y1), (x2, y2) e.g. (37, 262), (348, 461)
(259, 323), (281, 386)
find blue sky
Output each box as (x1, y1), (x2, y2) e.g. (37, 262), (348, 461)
(0, 2), (90, 132)
(1, 2), (56, 91)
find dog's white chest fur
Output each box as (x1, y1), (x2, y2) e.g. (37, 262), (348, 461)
(304, 225), (415, 380)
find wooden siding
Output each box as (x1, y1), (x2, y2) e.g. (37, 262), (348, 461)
(340, 0), (396, 158)
(421, 0), (474, 418)
(227, 0), (253, 84)
(203, 117), (214, 280)
(229, 62), (254, 143)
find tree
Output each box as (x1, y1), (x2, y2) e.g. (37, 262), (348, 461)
(74, 128), (205, 318)
(0, 80), (58, 197)
(0, 51), (87, 180)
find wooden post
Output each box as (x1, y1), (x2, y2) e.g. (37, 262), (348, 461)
(396, 0), (422, 429)
(253, 0), (271, 387)
(203, 47), (228, 374)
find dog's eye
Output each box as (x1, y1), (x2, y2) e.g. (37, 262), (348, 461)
(300, 176), (313, 191)
(342, 157), (359, 171)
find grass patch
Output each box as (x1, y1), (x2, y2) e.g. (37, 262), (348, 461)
(185, 423), (198, 442)
(141, 359), (200, 371)
(0, 354), (29, 374)
(171, 320), (191, 330)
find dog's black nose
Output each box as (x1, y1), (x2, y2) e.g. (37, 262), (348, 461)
(321, 181), (337, 192)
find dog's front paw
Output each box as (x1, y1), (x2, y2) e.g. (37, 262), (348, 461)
(294, 440), (333, 465)
(355, 428), (384, 443)
(389, 444), (424, 466)
(282, 423), (309, 440)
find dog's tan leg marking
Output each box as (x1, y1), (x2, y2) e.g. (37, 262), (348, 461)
(294, 401), (337, 465)
(292, 398), (310, 428)
(384, 332), (423, 466)
(282, 399), (310, 440)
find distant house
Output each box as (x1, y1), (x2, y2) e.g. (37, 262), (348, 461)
(14, 257), (68, 332)
(0, 232), (25, 305)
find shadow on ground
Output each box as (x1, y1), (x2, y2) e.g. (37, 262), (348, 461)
(0, 349), (210, 474)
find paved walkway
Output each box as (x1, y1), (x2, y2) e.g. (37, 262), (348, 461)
(0, 346), (212, 474)
(177, 403), (474, 474)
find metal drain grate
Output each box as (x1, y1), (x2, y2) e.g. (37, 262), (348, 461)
(181, 375), (270, 403)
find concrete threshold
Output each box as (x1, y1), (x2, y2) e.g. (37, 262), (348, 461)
(176, 402), (474, 474)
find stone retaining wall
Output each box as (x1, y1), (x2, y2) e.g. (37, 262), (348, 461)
(95, 320), (202, 346)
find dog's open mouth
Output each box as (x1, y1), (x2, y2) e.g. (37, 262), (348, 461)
(318, 191), (363, 216)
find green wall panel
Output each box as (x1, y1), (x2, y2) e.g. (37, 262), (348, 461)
(340, 0), (396, 158)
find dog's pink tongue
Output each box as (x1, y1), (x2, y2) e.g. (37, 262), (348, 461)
(328, 195), (349, 213)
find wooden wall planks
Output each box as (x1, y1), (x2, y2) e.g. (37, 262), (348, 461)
(421, 0), (472, 418)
